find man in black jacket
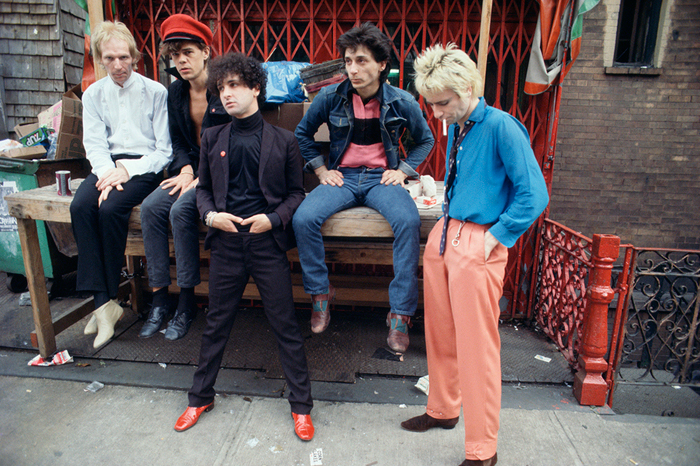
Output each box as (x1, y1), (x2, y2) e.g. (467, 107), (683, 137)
(173, 53), (314, 441)
(139, 14), (231, 340)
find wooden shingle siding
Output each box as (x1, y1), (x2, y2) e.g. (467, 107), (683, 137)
(0, 0), (84, 135)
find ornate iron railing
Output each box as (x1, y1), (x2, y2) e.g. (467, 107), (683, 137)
(535, 223), (700, 406)
(533, 219), (592, 368)
(615, 248), (700, 385)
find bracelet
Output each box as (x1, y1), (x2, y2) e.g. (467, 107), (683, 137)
(205, 211), (218, 227)
(181, 171), (194, 177)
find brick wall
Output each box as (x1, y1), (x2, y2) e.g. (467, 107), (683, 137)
(0, 0), (85, 134)
(549, 0), (700, 250)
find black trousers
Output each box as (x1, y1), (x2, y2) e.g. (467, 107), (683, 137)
(70, 172), (159, 298)
(188, 231), (313, 414)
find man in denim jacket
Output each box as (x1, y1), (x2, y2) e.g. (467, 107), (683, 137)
(293, 23), (434, 352)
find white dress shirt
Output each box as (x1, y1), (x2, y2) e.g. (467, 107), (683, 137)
(82, 72), (172, 179)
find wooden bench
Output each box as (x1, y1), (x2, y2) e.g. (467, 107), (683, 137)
(6, 179), (443, 357)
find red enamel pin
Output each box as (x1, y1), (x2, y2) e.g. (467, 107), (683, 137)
(220, 151), (226, 157)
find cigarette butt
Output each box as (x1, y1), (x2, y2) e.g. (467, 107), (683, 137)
(442, 119), (447, 136)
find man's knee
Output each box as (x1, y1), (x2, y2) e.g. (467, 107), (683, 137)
(292, 203), (316, 232)
(140, 190), (159, 217)
(391, 205), (421, 233)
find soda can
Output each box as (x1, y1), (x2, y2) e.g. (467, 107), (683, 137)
(56, 170), (72, 196)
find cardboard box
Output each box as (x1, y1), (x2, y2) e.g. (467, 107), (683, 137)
(38, 100), (63, 133)
(19, 126), (52, 147)
(1, 145), (47, 160)
(14, 123), (39, 138)
(261, 103), (304, 133)
(5, 124), (47, 159)
(37, 85), (85, 160)
(302, 102), (329, 142)
(261, 103), (329, 142)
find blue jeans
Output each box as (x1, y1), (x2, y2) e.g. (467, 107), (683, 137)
(292, 167), (420, 316)
(141, 185), (201, 289)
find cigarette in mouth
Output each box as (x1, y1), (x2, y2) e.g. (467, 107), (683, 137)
(442, 119), (447, 136)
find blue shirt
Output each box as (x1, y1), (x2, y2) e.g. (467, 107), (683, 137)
(446, 98), (549, 248)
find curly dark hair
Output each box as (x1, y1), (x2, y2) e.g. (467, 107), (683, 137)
(337, 22), (393, 83)
(206, 52), (267, 106)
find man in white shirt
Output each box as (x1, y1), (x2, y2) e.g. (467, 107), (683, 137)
(70, 21), (172, 349)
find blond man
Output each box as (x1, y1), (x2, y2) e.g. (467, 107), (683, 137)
(400, 44), (549, 466)
(71, 21), (171, 348)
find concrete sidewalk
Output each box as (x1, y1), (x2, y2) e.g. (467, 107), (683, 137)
(1, 349), (699, 466)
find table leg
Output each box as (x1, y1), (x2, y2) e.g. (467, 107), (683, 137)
(17, 218), (56, 358)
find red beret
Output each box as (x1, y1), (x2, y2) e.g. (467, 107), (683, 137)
(160, 14), (213, 47)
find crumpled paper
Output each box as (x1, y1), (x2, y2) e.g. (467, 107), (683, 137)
(28, 350), (73, 367)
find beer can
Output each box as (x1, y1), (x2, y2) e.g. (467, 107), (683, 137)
(56, 170), (72, 196)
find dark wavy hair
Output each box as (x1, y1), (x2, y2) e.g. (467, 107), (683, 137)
(206, 52), (267, 106)
(337, 22), (393, 83)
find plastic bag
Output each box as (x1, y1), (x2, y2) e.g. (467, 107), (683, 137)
(45, 133), (58, 160)
(262, 61), (310, 104)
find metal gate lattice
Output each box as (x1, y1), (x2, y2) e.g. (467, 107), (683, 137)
(617, 249), (700, 385)
(117, 0), (555, 319)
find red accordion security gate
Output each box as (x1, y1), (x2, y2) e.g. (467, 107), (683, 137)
(117, 0), (558, 319)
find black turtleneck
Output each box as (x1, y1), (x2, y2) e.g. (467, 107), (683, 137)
(226, 111), (266, 228)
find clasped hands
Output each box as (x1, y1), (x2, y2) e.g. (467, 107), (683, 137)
(95, 165), (129, 207)
(210, 212), (272, 234)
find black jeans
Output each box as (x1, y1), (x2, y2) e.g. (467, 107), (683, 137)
(70, 172), (159, 298)
(188, 230), (313, 415)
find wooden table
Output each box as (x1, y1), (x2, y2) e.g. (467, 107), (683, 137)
(5, 179), (443, 358)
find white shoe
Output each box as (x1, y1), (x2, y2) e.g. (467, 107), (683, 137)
(93, 300), (124, 348)
(84, 313), (97, 335)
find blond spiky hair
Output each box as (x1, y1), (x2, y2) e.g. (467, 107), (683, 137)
(413, 43), (483, 98)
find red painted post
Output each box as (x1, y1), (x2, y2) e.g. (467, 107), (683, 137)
(573, 234), (620, 406)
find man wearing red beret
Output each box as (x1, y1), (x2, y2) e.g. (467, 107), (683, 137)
(139, 14), (231, 341)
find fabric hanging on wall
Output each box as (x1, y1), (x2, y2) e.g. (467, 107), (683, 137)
(524, 0), (600, 95)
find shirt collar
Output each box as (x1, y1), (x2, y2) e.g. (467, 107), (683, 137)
(452, 97), (487, 132)
(109, 71), (138, 90)
(347, 83), (383, 105)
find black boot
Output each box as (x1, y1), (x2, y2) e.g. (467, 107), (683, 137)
(164, 307), (195, 341)
(139, 305), (169, 338)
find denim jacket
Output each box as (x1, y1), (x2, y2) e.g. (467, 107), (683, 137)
(295, 79), (434, 178)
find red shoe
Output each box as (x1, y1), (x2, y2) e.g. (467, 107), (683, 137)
(292, 413), (315, 441)
(174, 402), (214, 432)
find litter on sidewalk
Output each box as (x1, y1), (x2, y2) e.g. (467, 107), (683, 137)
(85, 381), (104, 393)
(415, 375), (429, 395)
(27, 349), (73, 366)
(310, 447), (323, 465)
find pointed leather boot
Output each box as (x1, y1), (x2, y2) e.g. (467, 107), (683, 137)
(310, 285), (335, 334)
(84, 313), (97, 335)
(459, 453), (497, 466)
(164, 308), (195, 341)
(401, 413), (459, 432)
(139, 305), (169, 338)
(93, 300), (124, 348)
(386, 312), (412, 353)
